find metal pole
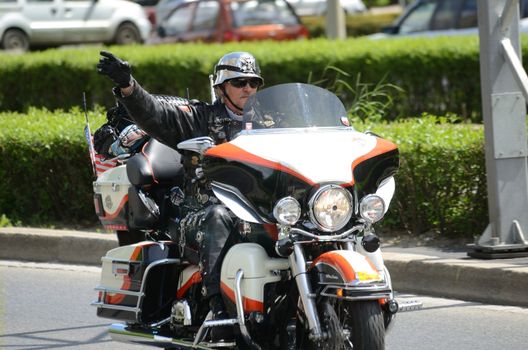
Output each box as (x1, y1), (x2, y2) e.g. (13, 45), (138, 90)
(468, 0), (528, 258)
(325, 0), (346, 39)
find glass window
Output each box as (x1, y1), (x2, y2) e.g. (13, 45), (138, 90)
(521, 0), (528, 18)
(192, 0), (219, 31)
(430, 0), (458, 30)
(132, 0), (160, 6)
(165, 3), (195, 35)
(457, 0), (477, 29)
(231, 0), (297, 27)
(399, 1), (436, 34)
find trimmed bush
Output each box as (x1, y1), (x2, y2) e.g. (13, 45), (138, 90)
(0, 36), (491, 121)
(0, 109), (486, 238)
(0, 107), (105, 227)
(365, 116), (487, 238)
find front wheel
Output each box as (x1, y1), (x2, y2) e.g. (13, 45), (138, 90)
(114, 23), (141, 45)
(1, 28), (29, 52)
(341, 300), (385, 350)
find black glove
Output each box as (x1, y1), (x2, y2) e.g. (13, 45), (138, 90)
(97, 51), (132, 88)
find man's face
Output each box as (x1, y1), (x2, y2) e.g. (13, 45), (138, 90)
(223, 78), (261, 111)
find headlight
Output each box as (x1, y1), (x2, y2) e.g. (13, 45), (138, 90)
(359, 195), (385, 223)
(309, 185), (353, 232)
(273, 197), (301, 226)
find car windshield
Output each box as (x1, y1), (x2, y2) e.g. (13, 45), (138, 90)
(241, 83), (349, 131)
(230, 0), (298, 26)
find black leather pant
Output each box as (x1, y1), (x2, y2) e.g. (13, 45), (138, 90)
(185, 204), (238, 298)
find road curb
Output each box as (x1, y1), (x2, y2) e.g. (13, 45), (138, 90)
(1, 228), (527, 307)
(383, 252), (528, 307)
(0, 227), (117, 265)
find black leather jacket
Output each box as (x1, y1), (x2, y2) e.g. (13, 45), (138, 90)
(115, 81), (247, 149)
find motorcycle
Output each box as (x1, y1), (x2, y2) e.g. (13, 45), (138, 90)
(92, 83), (401, 349)
(91, 96), (188, 246)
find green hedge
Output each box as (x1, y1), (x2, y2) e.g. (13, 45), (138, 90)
(0, 109), (486, 238)
(0, 108), (105, 227)
(367, 116), (487, 238)
(0, 36), (490, 121)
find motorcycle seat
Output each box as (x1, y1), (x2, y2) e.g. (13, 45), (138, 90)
(127, 138), (184, 186)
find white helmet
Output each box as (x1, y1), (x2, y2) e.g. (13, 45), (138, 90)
(213, 52), (264, 87)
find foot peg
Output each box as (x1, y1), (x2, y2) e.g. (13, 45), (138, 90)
(397, 299), (423, 312)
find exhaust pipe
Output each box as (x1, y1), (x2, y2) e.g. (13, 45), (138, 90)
(109, 323), (211, 349)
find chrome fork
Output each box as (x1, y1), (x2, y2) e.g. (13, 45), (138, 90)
(289, 243), (323, 340)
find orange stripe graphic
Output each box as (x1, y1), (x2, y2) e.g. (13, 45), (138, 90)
(346, 138), (397, 187)
(177, 271), (202, 299)
(221, 281), (264, 312)
(206, 143), (315, 185)
(313, 251), (357, 282)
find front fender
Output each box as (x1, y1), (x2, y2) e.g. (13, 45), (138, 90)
(309, 250), (383, 286)
(308, 250), (392, 302)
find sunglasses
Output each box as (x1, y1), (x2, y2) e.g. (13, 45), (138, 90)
(228, 78), (261, 89)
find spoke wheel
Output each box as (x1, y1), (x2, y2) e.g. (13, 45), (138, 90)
(300, 301), (344, 350)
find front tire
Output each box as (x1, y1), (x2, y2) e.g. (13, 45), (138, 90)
(342, 301), (385, 350)
(1, 28), (29, 52)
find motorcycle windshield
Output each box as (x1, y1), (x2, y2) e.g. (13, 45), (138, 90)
(241, 83), (349, 130)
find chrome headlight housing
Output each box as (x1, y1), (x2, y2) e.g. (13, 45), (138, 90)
(273, 197), (301, 226)
(359, 195), (385, 224)
(309, 185), (353, 232)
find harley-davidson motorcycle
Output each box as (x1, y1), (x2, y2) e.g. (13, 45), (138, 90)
(92, 83), (401, 349)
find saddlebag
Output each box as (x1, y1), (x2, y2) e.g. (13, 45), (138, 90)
(93, 165), (131, 231)
(93, 241), (182, 323)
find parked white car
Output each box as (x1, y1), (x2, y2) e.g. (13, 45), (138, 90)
(0, 0), (151, 52)
(370, 0), (528, 39)
(287, 0), (366, 17)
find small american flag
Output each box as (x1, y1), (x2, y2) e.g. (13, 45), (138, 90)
(84, 124), (97, 176)
(94, 154), (118, 177)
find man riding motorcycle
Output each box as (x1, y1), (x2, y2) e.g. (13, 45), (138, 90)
(97, 51), (266, 342)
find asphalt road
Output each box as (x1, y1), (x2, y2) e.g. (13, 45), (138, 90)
(1, 261), (528, 350)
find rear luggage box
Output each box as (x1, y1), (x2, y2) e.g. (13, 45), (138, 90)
(93, 241), (181, 323)
(93, 164), (131, 231)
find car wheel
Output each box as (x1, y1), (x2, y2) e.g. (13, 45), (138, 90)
(114, 23), (142, 45)
(1, 29), (29, 52)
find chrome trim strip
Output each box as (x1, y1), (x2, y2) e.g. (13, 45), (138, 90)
(109, 323), (213, 350)
(90, 301), (138, 312)
(94, 286), (143, 297)
(319, 284), (392, 301)
(319, 292), (392, 301)
(291, 224), (364, 241)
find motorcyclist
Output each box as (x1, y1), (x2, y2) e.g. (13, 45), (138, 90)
(96, 50), (264, 342)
